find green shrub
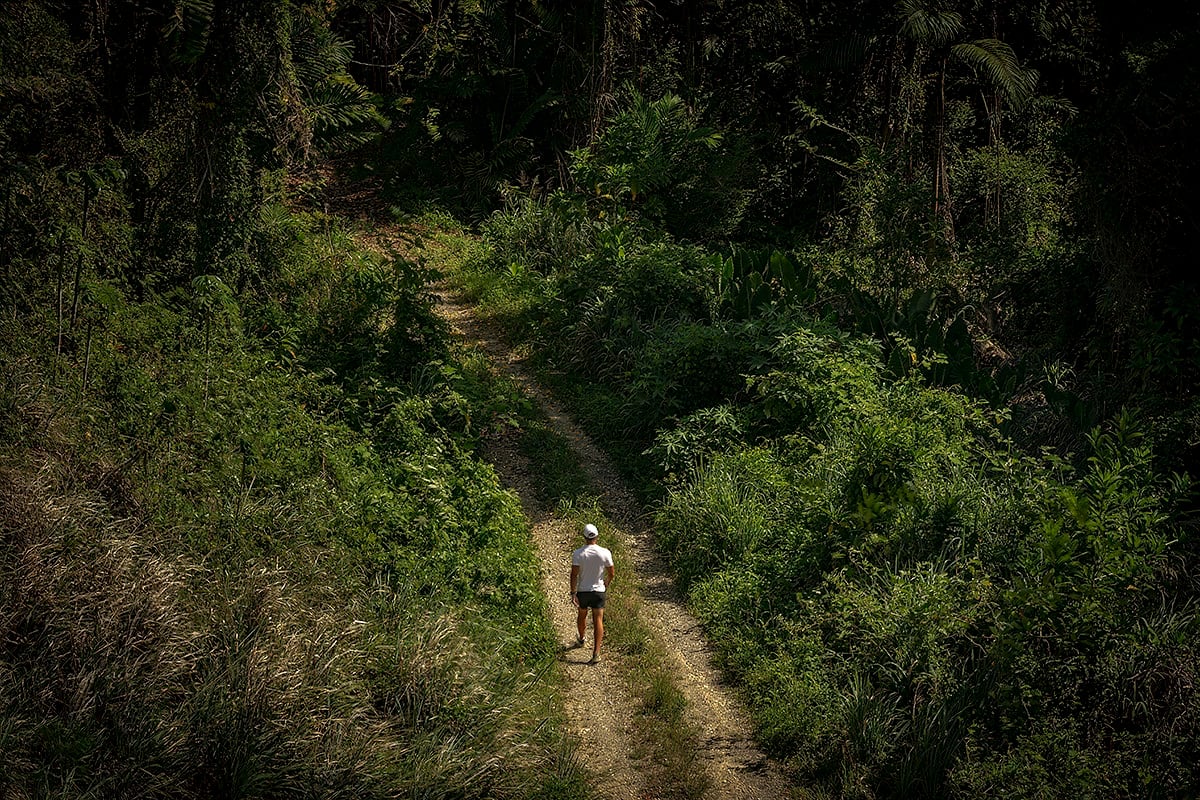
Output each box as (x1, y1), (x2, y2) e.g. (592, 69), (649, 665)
(656, 343), (1196, 797)
(569, 89), (750, 241)
(622, 320), (759, 434)
(480, 191), (595, 280)
(461, 107), (1200, 799)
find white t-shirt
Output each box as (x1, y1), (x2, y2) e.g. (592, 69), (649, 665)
(571, 542), (614, 592)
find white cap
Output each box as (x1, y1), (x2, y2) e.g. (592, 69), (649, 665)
(583, 523), (599, 539)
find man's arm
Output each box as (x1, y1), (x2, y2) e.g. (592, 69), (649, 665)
(605, 564), (615, 588)
(570, 564), (580, 606)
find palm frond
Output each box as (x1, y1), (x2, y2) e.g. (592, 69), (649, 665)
(302, 77), (386, 154)
(306, 77), (380, 131)
(896, 0), (964, 47)
(952, 39), (1039, 105)
(289, 13), (385, 153)
(291, 17), (355, 87)
(500, 88), (561, 143)
(165, 0), (215, 65)
(809, 33), (871, 73)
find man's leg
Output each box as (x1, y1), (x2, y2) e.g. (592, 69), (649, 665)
(592, 608), (605, 659)
(576, 606), (588, 645)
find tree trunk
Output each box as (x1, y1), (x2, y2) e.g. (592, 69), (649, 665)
(933, 56), (955, 243)
(194, 0), (291, 289)
(70, 184), (91, 331)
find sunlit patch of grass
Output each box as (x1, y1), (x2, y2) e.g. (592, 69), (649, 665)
(520, 422), (592, 505)
(643, 672), (687, 716)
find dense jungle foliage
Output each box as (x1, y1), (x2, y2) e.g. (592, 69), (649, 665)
(2, 0), (1198, 798)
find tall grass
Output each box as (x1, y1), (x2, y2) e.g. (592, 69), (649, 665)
(0, 461), (583, 797)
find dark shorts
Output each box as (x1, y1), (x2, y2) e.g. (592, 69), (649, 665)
(576, 590), (606, 609)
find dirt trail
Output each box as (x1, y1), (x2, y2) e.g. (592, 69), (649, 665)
(328, 178), (798, 799)
(430, 277), (798, 800)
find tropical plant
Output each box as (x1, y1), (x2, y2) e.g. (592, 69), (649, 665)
(569, 88), (748, 239)
(291, 11), (387, 155)
(897, 0), (1039, 235)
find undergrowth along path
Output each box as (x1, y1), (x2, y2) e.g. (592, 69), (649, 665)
(420, 240), (799, 800)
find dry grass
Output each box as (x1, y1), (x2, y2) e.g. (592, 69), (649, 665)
(0, 458), (584, 798)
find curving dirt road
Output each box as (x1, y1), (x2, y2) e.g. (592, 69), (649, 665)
(430, 275), (801, 800)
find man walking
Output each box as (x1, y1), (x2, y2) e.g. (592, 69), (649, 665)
(570, 522), (614, 665)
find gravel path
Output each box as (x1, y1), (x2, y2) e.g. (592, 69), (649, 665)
(430, 277), (799, 800)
